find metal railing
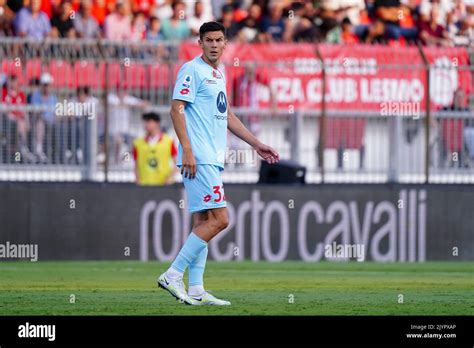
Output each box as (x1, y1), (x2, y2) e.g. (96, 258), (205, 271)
(0, 38), (473, 183)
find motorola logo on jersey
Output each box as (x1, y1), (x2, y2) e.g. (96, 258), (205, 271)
(216, 92), (227, 113)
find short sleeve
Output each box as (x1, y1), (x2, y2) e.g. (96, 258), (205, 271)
(170, 140), (177, 157)
(172, 62), (200, 104)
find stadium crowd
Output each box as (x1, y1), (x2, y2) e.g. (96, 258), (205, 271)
(0, 0), (473, 170)
(0, 0), (472, 46)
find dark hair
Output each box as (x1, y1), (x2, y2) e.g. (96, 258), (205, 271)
(221, 4), (233, 14)
(342, 17), (352, 26)
(150, 16), (159, 23)
(199, 21), (226, 40)
(142, 112), (161, 122)
(171, 0), (184, 10)
(77, 86), (90, 95)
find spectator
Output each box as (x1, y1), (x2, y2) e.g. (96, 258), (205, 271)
(260, 2), (286, 42)
(218, 3), (239, 40)
(40, 0), (62, 19)
(131, 0), (155, 17)
(232, 1), (248, 22)
(146, 16), (163, 41)
(51, 0), (76, 38)
(131, 11), (147, 41)
(188, 1), (213, 38)
(133, 112), (178, 185)
(104, 0), (132, 40)
(1, 75), (34, 162)
(30, 73), (57, 163)
(91, 0), (116, 27)
(319, 0), (366, 26)
(420, 0), (454, 26)
(160, 1), (190, 40)
(0, 0), (14, 36)
(327, 16), (360, 43)
(374, 0), (418, 41)
(74, 0), (101, 39)
(453, 15), (474, 45)
(7, 0), (23, 13)
(153, 0), (173, 20)
(211, 0), (231, 21)
(63, 86), (97, 164)
(419, 5), (451, 45)
(235, 3), (262, 43)
(439, 88), (471, 167)
(232, 62), (275, 138)
(107, 85), (149, 164)
(361, 18), (387, 43)
(14, 0), (52, 39)
(288, 1), (319, 42)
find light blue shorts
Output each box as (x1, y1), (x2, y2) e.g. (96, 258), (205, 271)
(180, 164), (227, 213)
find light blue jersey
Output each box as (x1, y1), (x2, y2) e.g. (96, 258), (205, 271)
(172, 55), (228, 170)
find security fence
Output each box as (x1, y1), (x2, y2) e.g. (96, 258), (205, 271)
(0, 38), (473, 183)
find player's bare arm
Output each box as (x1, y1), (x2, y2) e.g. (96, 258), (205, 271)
(170, 99), (196, 179)
(227, 106), (280, 164)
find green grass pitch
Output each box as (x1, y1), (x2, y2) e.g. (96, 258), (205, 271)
(0, 261), (472, 315)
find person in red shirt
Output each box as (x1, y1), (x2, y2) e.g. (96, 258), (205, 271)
(418, 6), (450, 46)
(341, 17), (359, 43)
(131, 0), (155, 17)
(1, 75), (34, 162)
(92, 0), (116, 26)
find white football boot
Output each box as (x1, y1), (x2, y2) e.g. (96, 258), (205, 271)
(190, 291), (231, 306)
(157, 273), (195, 305)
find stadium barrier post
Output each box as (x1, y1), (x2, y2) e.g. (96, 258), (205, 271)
(315, 46), (326, 183)
(290, 110), (302, 164)
(418, 43), (431, 184)
(101, 51), (110, 183)
(387, 109), (402, 182)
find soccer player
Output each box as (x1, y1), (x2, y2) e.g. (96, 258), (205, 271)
(157, 21), (280, 306)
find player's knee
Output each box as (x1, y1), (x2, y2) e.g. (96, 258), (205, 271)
(219, 216), (229, 230)
(214, 214), (229, 231)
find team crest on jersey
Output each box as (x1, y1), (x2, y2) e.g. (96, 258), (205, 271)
(180, 88), (190, 95)
(182, 74), (192, 88)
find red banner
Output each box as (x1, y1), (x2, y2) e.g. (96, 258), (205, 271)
(179, 43), (471, 111)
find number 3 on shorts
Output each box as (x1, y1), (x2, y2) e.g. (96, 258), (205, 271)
(212, 185), (226, 202)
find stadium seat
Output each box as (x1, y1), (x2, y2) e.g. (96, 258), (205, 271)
(74, 60), (99, 88)
(25, 59), (43, 84)
(1, 59), (25, 85)
(324, 118), (366, 149)
(49, 60), (74, 88)
(442, 119), (464, 153)
(124, 62), (146, 88)
(98, 62), (122, 89)
(149, 63), (170, 88)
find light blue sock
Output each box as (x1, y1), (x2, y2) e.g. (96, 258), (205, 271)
(170, 232), (207, 274)
(188, 245), (208, 286)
